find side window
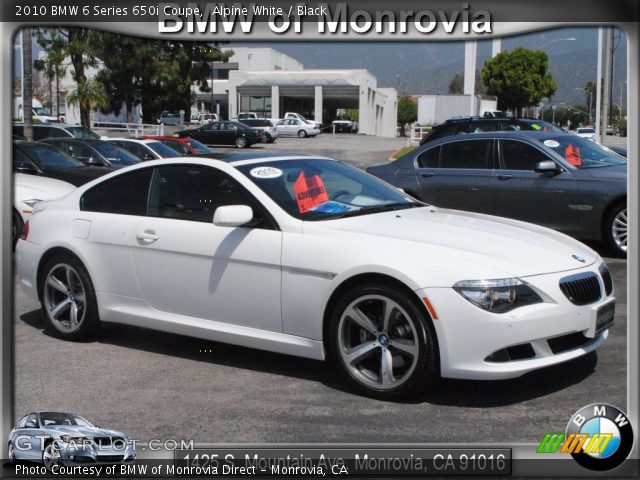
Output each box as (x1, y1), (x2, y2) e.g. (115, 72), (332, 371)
(440, 140), (493, 169)
(148, 165), (273, 229)
(13, 149), (35, 170)
(81, 168), (153, 215)
(67, 143), (94, 163)
(123, 142), (154, 161)
(501, 140), (550, 170)
(25, 414), (38, 428)
(16, 415), (29, 428)
(470, 121), (499, 133)
(417, 146), (440, 168)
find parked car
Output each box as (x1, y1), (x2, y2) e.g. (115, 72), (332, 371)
(575, 127), (596, 141)
(275, 118), (321, 138)
(8, 411), (135, 470)
(238, 119), (279, 143)
(140, 135), (214, 155)
(608, 145), (627, 158)
(13, 173), (75, 247)
(332, 116), (358, 133)
(368, 131), (627, 255)
(284, 112), (323, 130)
(419, 117), (562, 145)
(237, 112), (258, 120)
(13, 141), (112, 186)
(106, 138), (181, 160)
(17, 155), (614, 399)
(175, 121), (263, 148)
(157, 111), (182, 126)
(40, 138), (141, 169)
(13, 123), (101, 141)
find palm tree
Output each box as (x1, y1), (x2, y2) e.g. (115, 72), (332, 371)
(66, 79), (107, 127)
(22, 28), (33, 140)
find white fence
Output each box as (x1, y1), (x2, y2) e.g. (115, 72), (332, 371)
(406, 124), (431, 146)
(91, 122), (163, 137)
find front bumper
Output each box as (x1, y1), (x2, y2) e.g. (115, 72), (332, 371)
(15, 239), (43, 302)
(58, 444), (136, 466)
(419, 265), (614, 380)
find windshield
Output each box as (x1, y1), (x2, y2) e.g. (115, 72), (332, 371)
(29, 145), (84, 170)
(147, 141), (181, 158)
(543, 136), (627, 168)
(93, 142), (140, 166)
(39, 412), (94, 427)
(237, 159), (420, 221)
(33, 107), (52, 116)
(186, 139), (212, 153)
(67, 127), (100, 140)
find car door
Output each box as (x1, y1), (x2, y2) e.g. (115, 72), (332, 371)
(195, 122), (218, 144)
(130, 164), (283, 332)
(218, 122), (238, 144)
(414, 138), (496, 213)
(490, 138), (578, 232)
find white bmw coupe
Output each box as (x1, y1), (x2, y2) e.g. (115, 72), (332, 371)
(16, 155), (615, 398)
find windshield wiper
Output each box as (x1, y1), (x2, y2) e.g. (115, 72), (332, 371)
(320, 202), (420, 220)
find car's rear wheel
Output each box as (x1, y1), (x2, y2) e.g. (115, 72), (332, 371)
(40, 255), (100, 340)
(328, 284), (437, 399)
(297, 130), (307, 138)
(42, 441), (60, 471)
(12, 209), (23, 249)
(605, 203), (627, 256)
(235, 136), (248, 148)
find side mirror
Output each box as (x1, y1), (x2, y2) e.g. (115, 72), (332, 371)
(534, 160), (560, 175)
(213, 205), (253, 227)
(15, 162), (38, 174)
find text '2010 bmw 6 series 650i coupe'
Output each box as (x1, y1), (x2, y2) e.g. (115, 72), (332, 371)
(15, 155), (615, 399)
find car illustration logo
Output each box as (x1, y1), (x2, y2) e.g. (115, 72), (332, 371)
(573, 255), (586, 263)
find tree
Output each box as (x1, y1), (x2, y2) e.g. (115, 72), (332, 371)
(22, 28), (33, 140)
(481, 47), (557, 116)
(66, 79), (108, 119)
(397, 96), (417, 136)
(448, 73), (464, 94)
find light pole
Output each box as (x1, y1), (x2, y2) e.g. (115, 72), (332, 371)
(574, 87), (593, 124)
(619, 80), (626, 126)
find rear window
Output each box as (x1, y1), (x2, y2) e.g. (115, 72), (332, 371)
(81, 168), (152, 215)
(439, 139), (493, 169)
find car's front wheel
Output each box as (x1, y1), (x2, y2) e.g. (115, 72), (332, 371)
(328, 284), (437, 399)
(235, 136), (248, 148)
(40, 254), (100, 340)
(605, 203), (627, 256)
(42, 441), (60, 471)
(297, 130), (307, 138)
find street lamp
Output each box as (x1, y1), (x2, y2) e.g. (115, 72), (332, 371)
(574, 87), (593, 124)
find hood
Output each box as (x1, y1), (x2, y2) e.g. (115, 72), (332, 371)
(14, 173), (75, 201)
(46, 425), (127, 438)
(41, 166), (112, 187)
(579, 164), (627, 181)
(313, 207), (598, 278)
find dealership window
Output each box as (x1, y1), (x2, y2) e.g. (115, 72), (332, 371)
(439, 140), (492, 169)
(147, 165), (275, 229)
(81, 168), (153, 216)
(239, 96), (272, 118)
(417, 146), (440, 168)
(500, 140), (550, 170)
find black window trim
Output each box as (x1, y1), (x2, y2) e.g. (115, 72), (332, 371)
(414, 138), (496, 170)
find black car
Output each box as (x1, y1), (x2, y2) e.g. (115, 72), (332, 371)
(13, 123), (101, 141)
(13, 141), (112, 186)
(175, 121), (263, 148)
(419, 117), (562, 145)
(368, 131), (627, 255)
(40, 138), (141, 169)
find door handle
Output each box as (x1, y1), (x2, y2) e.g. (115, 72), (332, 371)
(136, 231), (159, 244)
(497, 174), (513, 180)
(420, 172), (435, 178)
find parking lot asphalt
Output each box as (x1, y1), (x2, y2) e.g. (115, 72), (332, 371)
(12, 133), (628, 446)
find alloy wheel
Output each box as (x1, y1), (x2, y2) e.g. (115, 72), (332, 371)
(43, 263), (87, 334)
(42, 442), (60, 471)
(337, 294), (420, 391)
(611, 207), (627, 253)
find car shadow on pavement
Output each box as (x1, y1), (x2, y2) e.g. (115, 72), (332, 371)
(19, 309), (598, 407)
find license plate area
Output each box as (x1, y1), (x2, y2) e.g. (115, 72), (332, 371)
(595, 301), (615, 334)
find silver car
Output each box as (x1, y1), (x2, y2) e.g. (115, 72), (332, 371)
(8, 412), (136, 470)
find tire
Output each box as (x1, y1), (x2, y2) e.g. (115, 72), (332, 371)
(235, 136), (248, 148)
(12, 209), (23, 249)
(39, 254), (100, 340)
(327, 284), (437, 399)
(42, 441), (60, 471)
(8, 442), (15, 464)
(604, 203), (627, 256)
(297, 130), (307, 138)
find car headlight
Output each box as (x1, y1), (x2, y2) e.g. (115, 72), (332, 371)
(453, 278), (543, 313)
(22, 198), (43, 208)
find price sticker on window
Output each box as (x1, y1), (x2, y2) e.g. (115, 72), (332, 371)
(294, 171), (329, 213)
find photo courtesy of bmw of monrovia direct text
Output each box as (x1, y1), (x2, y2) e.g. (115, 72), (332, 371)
(0, 0), (638, 478)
